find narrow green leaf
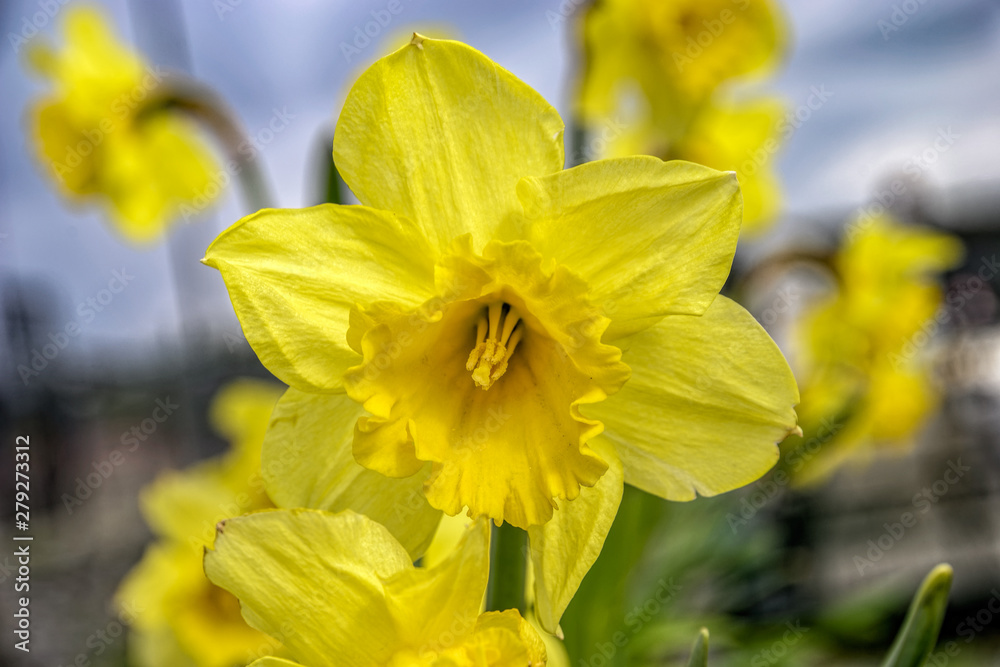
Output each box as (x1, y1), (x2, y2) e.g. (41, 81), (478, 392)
(880, 563), (953, 667)
(685, 628), (709, 667)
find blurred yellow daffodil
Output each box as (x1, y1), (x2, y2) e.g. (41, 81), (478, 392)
(116, 379), (283, 667)
(792, 217), (963, 483)
(204, 35), (799, 632)
(577, 0), (788, 232)
(204, 509), (547, 667)
(26, 6), (220, 243)
(580, 0), (785, 118)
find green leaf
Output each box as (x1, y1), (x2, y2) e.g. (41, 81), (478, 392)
(880, 563), (953, 667)
(685, 628), (709, 667)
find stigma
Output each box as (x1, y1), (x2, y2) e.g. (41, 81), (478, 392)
(466, 302), (523, 390)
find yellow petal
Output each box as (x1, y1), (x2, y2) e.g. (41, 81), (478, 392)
(472, 610), (548, 666)
(334, 35), (564, 252)
(139, 467), (249, 546)
(205, 509), (412, 666)
(209, 378), (282, 467)
(674, 99), (786, 234)
(387, 609), (548, 666)
(528, 438), (624, 634)
(101, 114), (222, 244)
(117, 541), (276, 667)
(248, 659), (306, 667)
(204, 204), (437, 392)
(262, 388), (442, 558)
(127, 626), (198, 667)
(585, 296), (799, 500)
(383, 519), (490, 649)
(517, 158), (741, 340)
(421, 512), (474, 569)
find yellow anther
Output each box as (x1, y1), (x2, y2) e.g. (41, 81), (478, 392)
(467, 303), (523, 390)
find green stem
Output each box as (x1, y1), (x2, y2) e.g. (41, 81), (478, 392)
(142, 82), (275, 212)
(486, 522), (528, 614)
(324, 157), (343, 206)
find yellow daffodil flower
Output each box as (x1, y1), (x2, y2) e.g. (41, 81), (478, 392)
(204, 35), (799, 632)
(26, 6), (220, 243)
(579, 0), (786, 127)
(116, 380), (283, 667)
(204, 508), (547, 667)
(577, 0), (787, 232)
(792, 217), (962, 483)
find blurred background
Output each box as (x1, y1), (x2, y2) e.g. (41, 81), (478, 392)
(1, 0), (999, 665)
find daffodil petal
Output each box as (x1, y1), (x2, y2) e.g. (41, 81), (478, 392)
(205, 509), (412, 667)
(248, 659), (306, 667)
(517, 157), (741, 339)
(204, 204), (437, 392)
(117, 541), (275, 667)
(139, 467), (244, 545)
(675, 99), (786, 234)
(586, 296), (799, 499)
(209, 378), (282, 450)
(334, 35), (564, 252)
(262, 388), (442, 558)
(384, 519), (490, 649)
(473, 610), (548, 667)
(528, 438), (624, 634)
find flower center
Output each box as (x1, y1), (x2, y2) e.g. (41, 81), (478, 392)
(465, 302), (523, 390)
(343, 239), (631, 527)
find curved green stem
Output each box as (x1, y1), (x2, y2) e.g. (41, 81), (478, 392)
(142, 81), (275, 213)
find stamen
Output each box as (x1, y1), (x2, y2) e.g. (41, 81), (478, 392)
(467, 302), (524, 390)
(489, 326), (523, 382)
(499, 307), (521, 348)
(465, 314), (490, 371)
